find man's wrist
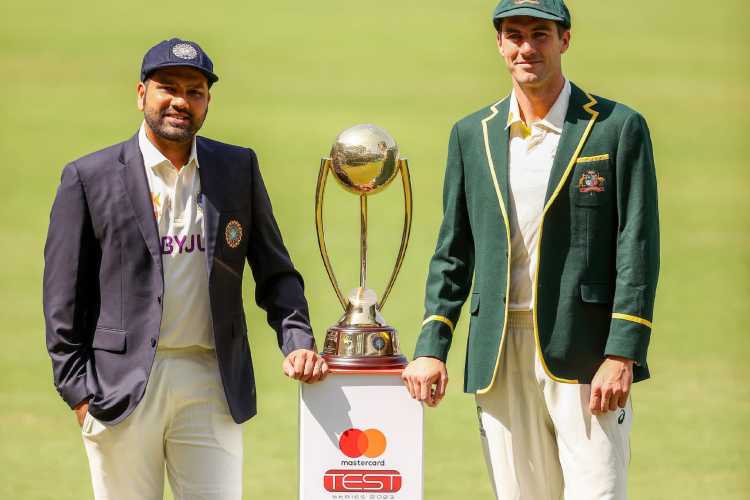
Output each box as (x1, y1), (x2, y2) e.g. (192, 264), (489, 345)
(73, 398), (90, 410)
(605, 355), (635, 366)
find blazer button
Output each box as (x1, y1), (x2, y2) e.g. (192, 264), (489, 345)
(151, 338), (157, 348)
(157, 296), (162, 304)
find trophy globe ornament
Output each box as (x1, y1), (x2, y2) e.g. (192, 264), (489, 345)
(329, 124), (400, 195)
(315, 124), (413, 369)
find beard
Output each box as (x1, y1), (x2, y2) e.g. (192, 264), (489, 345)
(143, 105), (207, 143)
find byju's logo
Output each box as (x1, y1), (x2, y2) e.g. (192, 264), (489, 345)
(338, 428), (387, 458)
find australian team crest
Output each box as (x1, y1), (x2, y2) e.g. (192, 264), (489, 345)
(578, 170), (606, 193)
(225, 220), (243, 248)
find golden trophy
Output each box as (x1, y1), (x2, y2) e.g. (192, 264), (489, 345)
(316, 124), (412, 369)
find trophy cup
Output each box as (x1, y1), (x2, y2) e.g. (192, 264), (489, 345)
(316, 124), (412, 369)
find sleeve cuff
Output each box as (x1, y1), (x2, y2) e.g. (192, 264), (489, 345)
(604, 313), (652, 366)
(281, 329), (317, 356)
(59, 374), (92, 410)
(413, 316), (455, 361)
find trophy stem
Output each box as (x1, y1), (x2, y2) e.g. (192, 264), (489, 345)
(359, 194), (368, 289)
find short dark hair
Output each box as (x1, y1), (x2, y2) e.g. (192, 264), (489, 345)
(496, 19), (569, 38)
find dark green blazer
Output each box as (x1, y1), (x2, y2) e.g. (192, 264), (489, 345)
(414, 83), (659, 393)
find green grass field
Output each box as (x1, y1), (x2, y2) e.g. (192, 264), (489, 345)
(1, 0), (748, 498)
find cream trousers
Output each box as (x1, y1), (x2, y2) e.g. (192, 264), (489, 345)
(82, 348), (243, 500)
(476, 311), (632, 500)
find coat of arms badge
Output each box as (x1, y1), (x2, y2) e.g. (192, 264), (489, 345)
(578, 170), (606, 193)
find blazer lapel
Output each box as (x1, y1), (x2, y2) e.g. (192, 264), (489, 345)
(196, 137), (220, 276)
(544, 83), (599, 207)
(481, 96), (512, 230)
(118, 134), (163, 278)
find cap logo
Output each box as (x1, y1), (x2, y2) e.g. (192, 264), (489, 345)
(514, 0), (540, 4)
(172, 43), (198, 60)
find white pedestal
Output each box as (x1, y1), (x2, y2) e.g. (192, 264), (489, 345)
(299, 370), (423, 499)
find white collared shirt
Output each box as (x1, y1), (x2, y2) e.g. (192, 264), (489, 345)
(506, 80), (571, 310)
(138, 123), (214, 349)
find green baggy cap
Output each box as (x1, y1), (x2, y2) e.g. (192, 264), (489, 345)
(492, 0), (572, 31)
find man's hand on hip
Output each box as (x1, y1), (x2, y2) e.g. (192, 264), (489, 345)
(589, 356), (634, 415)
(402, 356), (448, 408)
(73, 399), (89, 427)
(283, 349), (329, 383)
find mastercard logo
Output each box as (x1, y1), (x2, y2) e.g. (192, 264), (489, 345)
(338, 428), (387, 458)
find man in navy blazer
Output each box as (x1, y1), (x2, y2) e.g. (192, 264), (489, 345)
(43, 38), (327, 499)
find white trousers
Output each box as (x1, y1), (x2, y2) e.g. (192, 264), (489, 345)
(82, 348), (243, 500)
(476, 312), (632, 500)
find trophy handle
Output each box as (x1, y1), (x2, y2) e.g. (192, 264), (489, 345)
(379, 158), (413, 310)
(315, 158), (347, 309)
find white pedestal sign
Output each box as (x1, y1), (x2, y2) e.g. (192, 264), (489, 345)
(299, 370), (423, 500)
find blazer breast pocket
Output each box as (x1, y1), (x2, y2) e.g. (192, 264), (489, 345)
(572, 155), (612, 208)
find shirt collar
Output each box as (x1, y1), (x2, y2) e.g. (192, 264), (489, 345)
(506, 79), (571, 134)
(138, 122), (199, 171)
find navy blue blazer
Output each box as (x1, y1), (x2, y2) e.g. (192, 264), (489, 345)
(43, 133), (315, 425)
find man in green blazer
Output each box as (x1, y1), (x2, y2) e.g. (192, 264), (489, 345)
(402, 1), (659, 498)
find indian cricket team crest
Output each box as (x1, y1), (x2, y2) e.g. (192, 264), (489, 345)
(172, 43), (198, 60)
(578, 170), (606, 193)
(225, 220), (243, 248)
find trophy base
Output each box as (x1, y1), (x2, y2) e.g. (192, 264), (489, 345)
(322, 324), (408, 370)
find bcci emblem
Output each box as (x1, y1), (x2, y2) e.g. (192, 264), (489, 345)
(225, 220), (243, 248)
(172, 43), (198, 60)
(578, 170), (606, 193)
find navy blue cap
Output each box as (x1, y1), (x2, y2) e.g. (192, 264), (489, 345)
(140, 38), (219, 86)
